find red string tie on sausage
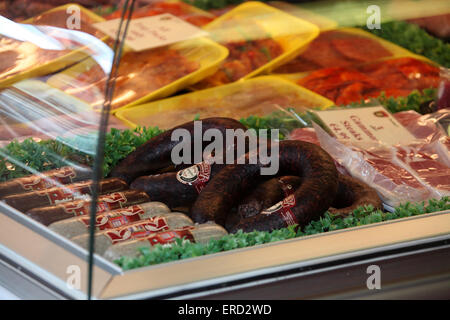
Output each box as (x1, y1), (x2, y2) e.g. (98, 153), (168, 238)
(261, 194), (299, 227)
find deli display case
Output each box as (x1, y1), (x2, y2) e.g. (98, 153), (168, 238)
(0, 0), (449, 300)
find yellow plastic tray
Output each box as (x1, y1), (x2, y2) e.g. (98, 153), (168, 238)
(270, 26), (437, 76)
(115, 75), (334, 129)
(0, 4), (106, 88)
(336, 27), (419, 58)
(46, 36), (229, 114)
(102, 0), (215, 24)
(167, 0), (216, 20)
(279, 55), (441, 107)
(274, 39), (440, 84)
(267, 1), (337, 31)
(201, 1), (320, 80)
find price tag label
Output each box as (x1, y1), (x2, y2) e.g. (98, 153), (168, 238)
(92, 13), (209, 51)
(314, 106), (416, 145)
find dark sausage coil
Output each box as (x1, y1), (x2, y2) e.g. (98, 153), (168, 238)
(130, 163), (227, 210)
(237, 175), (303, 219)
(109, 117), (248, 184)
(329, 173), (383, 216)
(225, 175), (302, 230)
(191, 140), (339, 231)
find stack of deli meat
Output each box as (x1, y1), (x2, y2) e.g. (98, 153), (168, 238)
(289, 109), (450, 207)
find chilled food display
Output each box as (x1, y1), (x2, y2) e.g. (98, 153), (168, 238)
(267, 1), (337, 31)
(232, 173), (383, 221)
(0, 165), (92, 198)
(289, 108), (450, 207)
(1, 0), (112, 21)
(110, 118), (383, 235)
(109, 117), (248, 184)
(0, 36), (69, 84)
(48, 202), (172, 239)
(71, 212), (194, 255)
(366, 20), (450, 68)
(193, 2), (319, 89)
(54, 48), (199, 110)
(105, 1), (215, 27)
(2, 178), (128, 212)
(0, 0), (449, 299)
(104, 223), (228, 261)
(26, 190), (152, 226)
(47, 36), (228, 111)
(194, 38), (284, 88)
(328, 173), (384, 216)
(297, 57), (441, 105)
(31, 5), (105, 37)
(0, 4), (105, 87)
(273, 29), (397, 73)
(115, 76), (333, 129)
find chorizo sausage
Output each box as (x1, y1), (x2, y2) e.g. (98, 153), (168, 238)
(48, 201), (171, 239)
(71, 212), (194, 255)
(103, 223), (228, 262)
(191, 140), (339, 231)
(26, 190), (149, 226)
(329, 173), (383, 216)
(0, 165), (92, 199)
(109, 117), (248, 184)
(3, 178), (128, 212)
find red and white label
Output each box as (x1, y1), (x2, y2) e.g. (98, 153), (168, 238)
(279, 180), (296, 198)
(80, 205), (144, 230)
(18, 167), (77, 191)
(176, 162), (212, 193)
(261, 194), (298, 227)
(38, 182), (92, 205)
(62, 192), (128, 216)
(147, 226), (195, 246)
(104, 217), (169, 244)
(96, 192), (128, 213)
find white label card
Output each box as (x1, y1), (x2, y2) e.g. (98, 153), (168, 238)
(314, 106), (416, 145)
(92, 13), (209, 51)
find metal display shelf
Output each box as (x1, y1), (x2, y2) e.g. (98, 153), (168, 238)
(0, 200), (449, 300)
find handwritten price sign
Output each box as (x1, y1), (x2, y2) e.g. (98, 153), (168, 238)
(93, 13), (208, 51)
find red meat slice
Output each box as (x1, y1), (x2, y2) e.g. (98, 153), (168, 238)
(274, 57), (321, 73)
(300, 40), (353, 69)
(395, 146), (450, 195)
(289, 127), (351, 175)
(336, 82), (366, 105)
(332, 37), (392, 62)
(393, 110), (422, 128)
(352, 147), (432, 203)
(289, 128), (320, 145)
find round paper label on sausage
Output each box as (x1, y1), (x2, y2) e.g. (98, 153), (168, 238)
(176, 165), (200, 184)
(176, 162), (211, 193)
